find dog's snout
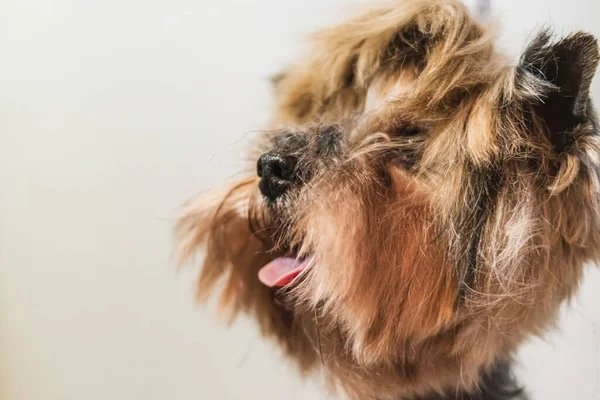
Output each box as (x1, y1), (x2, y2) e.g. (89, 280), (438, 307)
(257, 152), (298, 201)
(257, 153), (295, 180)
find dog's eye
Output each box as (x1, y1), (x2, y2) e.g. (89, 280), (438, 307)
(390, 125), (424, 143)
(388, 124), (424, 169)
(394, 125), (421, 138)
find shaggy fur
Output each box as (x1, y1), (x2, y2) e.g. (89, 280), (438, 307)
(175, 1), (600, 399)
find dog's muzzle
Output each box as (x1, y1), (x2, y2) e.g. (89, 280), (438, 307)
(256, 124), (345, 202)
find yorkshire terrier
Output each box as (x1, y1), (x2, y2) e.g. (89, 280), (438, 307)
(175, 1), (600, 399)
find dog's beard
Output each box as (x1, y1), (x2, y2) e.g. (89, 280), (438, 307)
(175, 176), (320, 371)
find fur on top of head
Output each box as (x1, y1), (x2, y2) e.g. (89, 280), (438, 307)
(176, 1), (600, 399)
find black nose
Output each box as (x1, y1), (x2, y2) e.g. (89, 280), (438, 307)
(257, 152), (297, 201)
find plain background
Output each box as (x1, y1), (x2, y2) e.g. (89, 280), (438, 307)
(1, 0), (600, 399)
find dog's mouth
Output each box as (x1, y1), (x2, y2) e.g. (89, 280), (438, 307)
(258, 257), (310, 288)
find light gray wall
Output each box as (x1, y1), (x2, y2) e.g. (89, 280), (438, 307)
(1, 1), (599, 399)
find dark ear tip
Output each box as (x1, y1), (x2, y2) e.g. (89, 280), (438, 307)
(522, 30), (599, 62)
(521, 30), (600, 82)
(566, 31), (598, 46)
(562, 31), (600, 62)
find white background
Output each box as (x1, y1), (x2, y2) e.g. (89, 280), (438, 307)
(1, 1), (600, 399)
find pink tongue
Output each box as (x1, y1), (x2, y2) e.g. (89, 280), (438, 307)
(258, 257), (308, 287)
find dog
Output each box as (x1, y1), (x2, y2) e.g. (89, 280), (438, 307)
(175, 1), (600, 399)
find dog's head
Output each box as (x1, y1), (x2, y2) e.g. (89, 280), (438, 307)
(176, 1), (600, 398)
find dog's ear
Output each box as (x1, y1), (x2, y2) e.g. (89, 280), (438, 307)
(519, 31), (600, 152)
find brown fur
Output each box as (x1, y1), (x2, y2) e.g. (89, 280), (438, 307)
(175, 1), (600, 399)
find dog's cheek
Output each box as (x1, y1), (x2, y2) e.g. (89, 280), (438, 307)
(296, 166), (458, 366)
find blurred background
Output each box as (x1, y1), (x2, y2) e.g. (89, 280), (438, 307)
(1, 0), (600, 399)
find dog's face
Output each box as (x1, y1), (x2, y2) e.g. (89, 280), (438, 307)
(177, 1), (600, 399)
